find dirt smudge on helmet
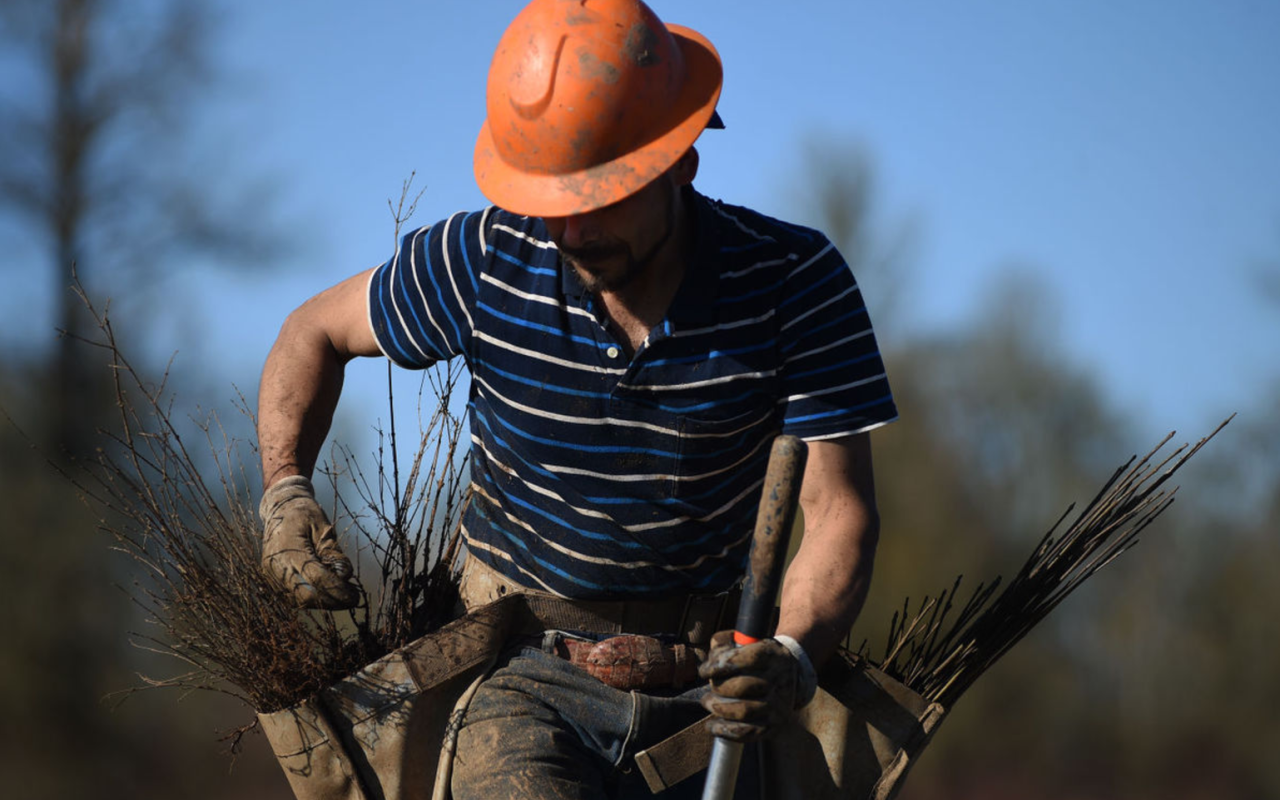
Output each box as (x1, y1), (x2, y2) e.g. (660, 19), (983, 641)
(625, 21), (661, 67)
(577, 48), (621, 85)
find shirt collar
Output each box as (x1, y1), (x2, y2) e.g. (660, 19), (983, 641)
(665, 187), (722, 330)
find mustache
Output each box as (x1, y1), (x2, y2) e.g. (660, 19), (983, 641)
(557, 240), (629, 264)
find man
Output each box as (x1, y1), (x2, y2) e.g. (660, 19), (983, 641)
(256, 0), (896, 797)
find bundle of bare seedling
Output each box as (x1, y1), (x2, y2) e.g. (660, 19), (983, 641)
(68, 301), (469, 718)
(856, 418), (1232, 709)
(757, 421), (1235, 800)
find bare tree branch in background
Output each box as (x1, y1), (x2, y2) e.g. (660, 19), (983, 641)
(0, 3), (297, 796)
(0, 0), (281, 455)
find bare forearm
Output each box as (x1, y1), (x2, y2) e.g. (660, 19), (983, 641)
(257, 270), (381, 490)
(258, 312), (348, 489)
(776, 508), (879, 668)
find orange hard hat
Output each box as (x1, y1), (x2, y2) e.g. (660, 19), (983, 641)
(474, 0), (723, 217)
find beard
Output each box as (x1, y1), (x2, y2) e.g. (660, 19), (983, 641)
(560, 241), (642, 292)
(557, 185), (678, 293)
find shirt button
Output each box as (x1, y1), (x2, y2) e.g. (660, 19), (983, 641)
(606, 346), (620, 359)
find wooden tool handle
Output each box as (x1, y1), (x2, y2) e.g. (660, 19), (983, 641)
(702, 434), (808, 800)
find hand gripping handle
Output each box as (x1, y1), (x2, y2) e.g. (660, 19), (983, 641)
(702, 435), (809, 800)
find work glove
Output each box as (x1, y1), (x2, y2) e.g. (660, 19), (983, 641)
(698, 631), (818, 742)
(259, 475), (360, 610)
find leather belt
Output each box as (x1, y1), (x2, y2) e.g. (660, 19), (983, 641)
(459, 554), (740, 648)
(555, 634), (706, 691)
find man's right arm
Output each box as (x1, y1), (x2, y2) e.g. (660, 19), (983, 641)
(258, 267), (383, 489)
(254, 267), (390, 609)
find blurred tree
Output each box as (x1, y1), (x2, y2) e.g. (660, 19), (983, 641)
(902, 269), (1130, 539)
(791, 134), (919, 341)
(876, 280), (1144, 799)
(0, 0), (277, 455)
(792, 139), (1277, 798)
(1093, 398), (1280, 800)
(0, 1), (290, 797)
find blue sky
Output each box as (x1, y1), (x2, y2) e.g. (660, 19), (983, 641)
(6, 0), (1279, 444)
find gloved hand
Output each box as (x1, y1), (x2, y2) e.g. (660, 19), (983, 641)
(259, 475), (360, 609)
(698, 630), (818, 742)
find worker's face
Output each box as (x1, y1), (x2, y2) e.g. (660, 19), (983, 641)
(544, 150), (698, 293)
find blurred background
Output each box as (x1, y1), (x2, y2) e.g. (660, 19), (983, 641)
(1, 0), (1276, 798)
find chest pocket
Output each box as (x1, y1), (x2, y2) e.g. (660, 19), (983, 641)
(673, 405), (778, 501)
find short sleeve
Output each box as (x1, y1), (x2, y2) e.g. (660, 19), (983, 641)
(777, 236), (898, 440)
(367, 209), (490, 369)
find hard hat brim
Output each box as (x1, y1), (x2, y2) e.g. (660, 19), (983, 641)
(474, 24), (723, 218)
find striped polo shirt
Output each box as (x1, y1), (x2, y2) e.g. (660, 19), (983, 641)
(367, 189), (896, 599)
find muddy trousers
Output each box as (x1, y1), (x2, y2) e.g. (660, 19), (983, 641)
(451, 633), (759, 799)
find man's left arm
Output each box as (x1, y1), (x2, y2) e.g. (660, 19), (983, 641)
(776, 432), (880, 669)
(700, 432), (880, 740)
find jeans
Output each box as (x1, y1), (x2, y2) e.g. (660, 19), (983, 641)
(451, 632), (759, 800)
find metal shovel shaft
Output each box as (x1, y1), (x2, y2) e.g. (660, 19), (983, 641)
(703, 742), (745, 800)
(701, 435), (808, 800)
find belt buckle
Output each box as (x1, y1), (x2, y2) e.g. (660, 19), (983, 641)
(561, 633), (701, 691)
